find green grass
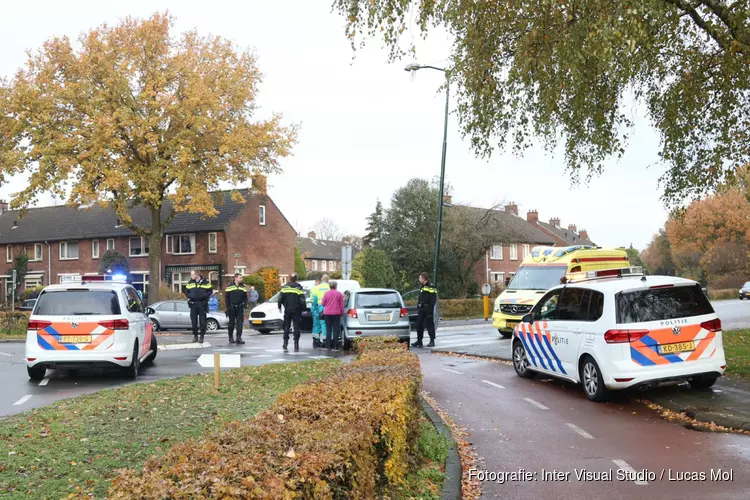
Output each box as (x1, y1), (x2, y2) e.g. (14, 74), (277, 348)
(0, 329), (25, 341)
(0, 359), (340, 499)
(724, 329), (750, 379)
(385, 416), (449, 500)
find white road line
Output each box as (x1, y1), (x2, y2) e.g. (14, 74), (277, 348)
(13, 395), (32, 406)
(566, 423), (594, 439)
(481, 380), (505, 389)
(252, 354), (272, 358)
(39, 378), (50, 387)
(523, 398), (549, 410)
(0, 351), (13, 357)
(442, 368), (464, 375)
(613, 459), (649, 485)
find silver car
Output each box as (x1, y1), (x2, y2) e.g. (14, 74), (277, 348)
(341, 288), (411, 349)
(146, 300), (229, 332)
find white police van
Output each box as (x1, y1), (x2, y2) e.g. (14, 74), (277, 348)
(512, 267), (726, 401)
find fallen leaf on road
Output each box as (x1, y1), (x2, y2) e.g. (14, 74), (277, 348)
(285, 448), (296, 459)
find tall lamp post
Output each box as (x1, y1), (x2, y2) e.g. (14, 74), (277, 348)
(405, 63), (449, 321)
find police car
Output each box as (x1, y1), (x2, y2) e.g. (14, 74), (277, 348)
(25, 274), (156, 381)
(512, 267), (726, 401)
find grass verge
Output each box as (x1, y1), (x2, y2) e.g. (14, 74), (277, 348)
(0, 330), (25, 341)
(724, 329), (750, 379)
(0, 359), (339, 498)
(708, 289), (736, 301)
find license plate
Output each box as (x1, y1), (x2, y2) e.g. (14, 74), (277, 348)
(252, 320), (262, 325)
(506, 322), (518, 330)
(60, 335), (92, 343)
(658, 341), (696, 355)
(368, 314), (390, 321)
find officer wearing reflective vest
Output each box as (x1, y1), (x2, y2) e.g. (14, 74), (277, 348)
(224, 273), (248, 345)
(183, 270), (213, 343)
(278, 273), (306, 352)
(310, 274), (330, 346)
(412, 272), (438, 348)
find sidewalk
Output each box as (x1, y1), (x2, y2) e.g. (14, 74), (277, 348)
(431, 341), (750, 432)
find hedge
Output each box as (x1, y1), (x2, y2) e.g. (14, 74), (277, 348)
(708, 288), (736, 301)
(0, 311), (30, 333)
(109, 337), (423, 499)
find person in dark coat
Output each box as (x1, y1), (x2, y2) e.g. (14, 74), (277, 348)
(183, 270), (213, 343)
(278, 273), (305, 352)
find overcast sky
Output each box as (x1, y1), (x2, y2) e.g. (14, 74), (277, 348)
(0, 1), (669, 249)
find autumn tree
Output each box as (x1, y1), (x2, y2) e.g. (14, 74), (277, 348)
(334, 1), (750, 205)
(341, 234), (364, 252)
(310, 218), (341, 241)
(0, 13), (296, 302)
(625, 245), (645, 269)
(641, 229), (677, 276)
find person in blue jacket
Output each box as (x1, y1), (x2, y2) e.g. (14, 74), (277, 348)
(208, 291), (219, 312)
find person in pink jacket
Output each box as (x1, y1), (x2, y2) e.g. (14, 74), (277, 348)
(321, 280), (345, 350)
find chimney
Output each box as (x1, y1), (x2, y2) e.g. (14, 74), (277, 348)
(0, 200), (7, 213)
(443, 194), (452, 204)
(308, 231), (316, 239)
(504, 202), (518, 216)
(568, 224), (577, 233)
(526, 210), (538, 224)
(549, 217), (560, 228)
(579, 229), (589, 241)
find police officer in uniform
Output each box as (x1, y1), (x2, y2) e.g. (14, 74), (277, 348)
(278, 273), (305, 352)
(224, 273), (248, 345)
(183, 270), (213, 343)
(310, 275), (330, 347)
(412, 272), (438, 348)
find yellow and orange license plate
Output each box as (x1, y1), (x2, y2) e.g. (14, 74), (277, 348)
(252, 320), (262, 325)
(60, 335), (92, 343)
(658, 341), (696, 355)
(506, 321), (518, 330)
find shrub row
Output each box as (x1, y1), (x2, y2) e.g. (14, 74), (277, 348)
(109, 337), (423, 499)
(0, 311), (30, 333)
(439, 299), (485, 318)
(708, 288), (736, 301)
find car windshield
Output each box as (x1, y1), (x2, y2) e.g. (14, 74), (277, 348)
(355, 292), (401, 309)
(744, 282), (750, 288)
(616, 284), (714, 324)
(507, 266), (567, 291)
(34, 290), (121, 316)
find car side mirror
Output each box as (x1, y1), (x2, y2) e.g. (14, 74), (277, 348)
(522, 313), (534, 324)
(146, 307), (155, 315)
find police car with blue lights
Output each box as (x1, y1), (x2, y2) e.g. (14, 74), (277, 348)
(25, 274), (156, 381)
(512, 267), (726, 401)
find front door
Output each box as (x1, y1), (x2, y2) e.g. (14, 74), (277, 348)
(520, 289), (562, 375)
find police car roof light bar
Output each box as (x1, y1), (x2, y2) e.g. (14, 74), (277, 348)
(566, 266), (644, 283)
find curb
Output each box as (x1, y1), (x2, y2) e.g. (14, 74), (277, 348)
(0, 338), (24, 343)
(421, 397), (462, 500)
(645, 393), (750, 432)
(431, 350), (512, 362)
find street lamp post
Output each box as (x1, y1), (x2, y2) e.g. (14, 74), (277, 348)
(405, 63), (449, 322)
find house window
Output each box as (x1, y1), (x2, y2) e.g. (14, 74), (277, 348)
(234, 266), (246, 275)
(131, 272), (149, 294)
(259, 205), (266, 226)
(208, 271), (219, 290)
(509, 244), (518, 261)
(329, 261), (336, 271)
(92, 240), (100, 259)
(522, 244), (530, 259)
(106, 239), (115, 251)
(171, 272), (191, 293)
(208, 232), (218, 254)
(60, 241), (80, 260)
(491, 272), (505, 284)
(25, 244), (43, 262)
(6, 246), (12, 263)
(166, 234), (195, 255)
(321, 260), (327, 271)
(129, 237), (149, 257)
(312, 260), (318, 271)
(24, 275), (43, 289)
(490, 245), (503, 260)
(280, 275), (289, 285)
(59, 273), (81, 283)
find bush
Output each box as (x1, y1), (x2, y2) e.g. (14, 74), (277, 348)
(439, 298), (484, 318)
(110, 337), (423, 499)
(708, 289), (736, 301)
(243, 274), (266, 302)
(157, 283), (184, 301)
(329, 270), (342, 279)
(0, 311), (30, 334)
(709, 274), (747, 290)
(353, 334), (404, 354)
(21, 286), (44, 301)
(257, 266), (281, 299)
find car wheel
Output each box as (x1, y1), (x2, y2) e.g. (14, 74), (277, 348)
(513, 340), (534, 379)
(499, 329), (512, 339)
(343, 335), (352, 350)
(123, 341), (140, 379)
(258, 328), (272, 334)
(688, 375), (718, 389)
(27, 365), (46, 382)
(144, 333), (157, 365)
(206, 319), (219, 331)
(580, 356), (608, 402)
(150, 318), (161, 331)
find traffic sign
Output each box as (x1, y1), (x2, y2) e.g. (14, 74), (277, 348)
(481, 283), (492, 296)
(197, 353), (241, 368)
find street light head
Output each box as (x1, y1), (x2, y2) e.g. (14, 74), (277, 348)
(404, 62), (420, 72)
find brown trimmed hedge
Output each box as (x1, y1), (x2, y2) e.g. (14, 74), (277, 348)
(0, 311), (29, 333)
(109, 337), (423, 499)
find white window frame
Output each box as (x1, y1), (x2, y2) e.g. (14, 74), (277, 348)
(280, 275), (289, 285)
(234, 266), (246, 275)
(312, 260), (318, 271)
(522, 244), (530, 259)
(24, 275), (43, 289)
(329, 261), (336, 271)
(6, 246), (12, 263)
(59, 241), (80, 260)
(92, 240), (100, 259)
(129, 237), (150, 257)
(25, 244), (43, 262)
(490, 245), (503, 260)
(509, 244), (518, 261)
(106, 239), (115, 251)
(208, 232), (218, 254)
(171, 272), (191, 293)
(259, 205), (266, 226)
(491, 272), (505, 284)
(166, 234), (196, 255)
(321, 260), (327, 271)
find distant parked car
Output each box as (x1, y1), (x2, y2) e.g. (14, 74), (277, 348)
(739, 282), (750, 300)
(339, 288), (411, 349)
(146, 300), (228, 332)
(19, 299), (37, 311)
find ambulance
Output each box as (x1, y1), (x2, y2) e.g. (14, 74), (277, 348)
(493, 245), (629, 338)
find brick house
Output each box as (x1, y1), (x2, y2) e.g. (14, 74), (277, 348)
(297, 232), (343, 273)
(0, 189), (296, 301)
(524, 209), (595, 246)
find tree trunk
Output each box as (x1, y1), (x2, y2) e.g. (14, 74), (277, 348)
(148, 208), (163, 304)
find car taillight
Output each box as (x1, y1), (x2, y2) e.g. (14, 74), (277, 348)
(28, 320), (52, 330)
(700, 318), (721, 332)
(347, 309), (358, 319)
(400, 308), (408, 318)
(99, 319), (130, 330)
(604, 329), (649, 343)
